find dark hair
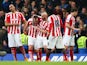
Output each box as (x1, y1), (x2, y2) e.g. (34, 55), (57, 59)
(32, 15), (40, 25)
(71, 8), (78, 12)
(33, 15), (40, 22)
(33, 15), (39, 19)
(10, 1), (16, 7)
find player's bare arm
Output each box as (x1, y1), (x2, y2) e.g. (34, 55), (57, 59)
(23, 21), (28, 33)
(5, 21), (19, 26)
(66, 22), (80, 31)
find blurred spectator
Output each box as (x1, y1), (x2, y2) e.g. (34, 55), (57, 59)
(77, 36), (87, 48)
(79, 7), (87, 24)
(60, 0), (69, 9)
(2, 0), (10, 12)
(38, 0), (47, 13)
(70, 1), (77, 9)
(67, 0), (77, 13)
(39, 6), (46, 15)
(14, 0), (24, 11)
(33, 8), (39, 15)
(46, 2), (54, 16)
(29, 1), (37, 12)
(0, 10), (8, 51)
(22, 7), (30, 20)
(20, 32), (28, 45)
(20, 32), (28, 51)
(40, 0), (47, 8)
(23, 0), (30, 8)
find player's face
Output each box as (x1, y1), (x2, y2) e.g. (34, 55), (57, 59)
(42, 14), (47, 20)
(74, 11), (78, 16)
(33, 17), (39, 25)
(9, 4), (16, 12)
(33, 18), (38, 22)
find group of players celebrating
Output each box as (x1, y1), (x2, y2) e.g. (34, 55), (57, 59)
(5, 4), (83, 62)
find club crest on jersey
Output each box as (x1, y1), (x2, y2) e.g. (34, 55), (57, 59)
(55, 20), (59, 27)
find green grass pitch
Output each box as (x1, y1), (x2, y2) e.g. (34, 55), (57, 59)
(0, 61), (87, 65)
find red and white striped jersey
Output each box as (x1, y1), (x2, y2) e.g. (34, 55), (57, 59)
(64, 14), (75, 35)
(5, 12), (26, 34)
(27, 18), (38, 38)
(48, 14), (63, 37)
(38, 20), (49, 37)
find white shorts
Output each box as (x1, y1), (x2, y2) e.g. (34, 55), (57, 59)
(35, 35), (48, 49)
(8, 33), (22, 47)
(48, 36), (64, 49)
(62, 35), (75, 46)
(28, 36), (36, 46)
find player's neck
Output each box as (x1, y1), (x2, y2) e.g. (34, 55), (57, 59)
(12, 10), (16, 13)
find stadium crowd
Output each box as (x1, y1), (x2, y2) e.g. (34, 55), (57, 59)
(0, 0), (87, 61)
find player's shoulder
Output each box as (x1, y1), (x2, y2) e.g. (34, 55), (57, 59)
(28, 18), (33, 21)
(48, 14), (56, 18)
(6, 12), (11, 14)
(16, 11), (22, 14)
(16, 11), (25, 17)
(5, 12), (11, 17)
(49, 14), (54, 17)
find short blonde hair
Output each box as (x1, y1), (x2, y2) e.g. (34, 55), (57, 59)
(41, 12), (48, 16)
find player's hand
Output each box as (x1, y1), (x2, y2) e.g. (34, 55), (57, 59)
(75, 28), (80, 31)
(23, 31), (27, 35)
(46, 31), (50, 36)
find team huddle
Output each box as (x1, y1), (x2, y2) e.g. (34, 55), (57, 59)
(5, 4), (82, 62)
